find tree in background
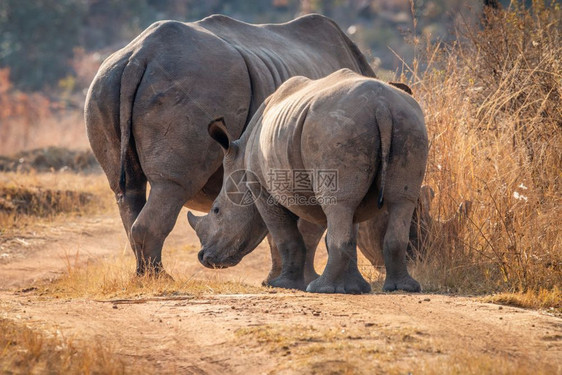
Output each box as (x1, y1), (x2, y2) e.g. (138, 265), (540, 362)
(0, 0), (86, 91)
(0, 0), (539, 92)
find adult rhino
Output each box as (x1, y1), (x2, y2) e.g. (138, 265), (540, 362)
(189, 69), (429, 293)
(85, 14), (375, 275)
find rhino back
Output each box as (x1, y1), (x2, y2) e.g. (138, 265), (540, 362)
(197, 14), (376, 117)
(244, 70), (427, 218)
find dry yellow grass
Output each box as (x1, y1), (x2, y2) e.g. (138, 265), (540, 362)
(0, 171), (114, 233)
(397, 2), (561, 296)
(235, 322), (558, 375)
(0, 318), (129, 374)
(41, 252), (267, 300)
(481, 286), (561, 313)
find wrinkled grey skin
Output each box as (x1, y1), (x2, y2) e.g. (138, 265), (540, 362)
(189, 69), (428, 293)
(85, 14), (375, 275)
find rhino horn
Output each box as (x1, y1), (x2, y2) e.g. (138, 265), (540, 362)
(187, 211), (203, 230)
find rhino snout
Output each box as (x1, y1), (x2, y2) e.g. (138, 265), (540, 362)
(198, 249), (206, 264)
(198, 248), (232, 269)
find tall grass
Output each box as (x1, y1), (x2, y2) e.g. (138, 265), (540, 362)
(405, 1), (561, 294)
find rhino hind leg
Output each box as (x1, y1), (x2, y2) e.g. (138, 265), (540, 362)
(306, 207), (371, 294)
(382, 202), (421, 292)
(129, 181), (187, 275)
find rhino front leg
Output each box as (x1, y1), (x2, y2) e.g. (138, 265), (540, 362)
(307, 207), (371, 294)
(383, 202), (421, 292)
(129, 181), (187, 275)
(264, 219), (324, 286)
(298, 219), (324, 284)
(263, 233), (283, 286)
(253, 195), (307, 291)
(266, 221), (307, 291)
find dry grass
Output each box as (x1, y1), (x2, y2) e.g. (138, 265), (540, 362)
(481, 286), (561, 313)
(412, 352), (559, 375)
(235, 322), (558, 375)
(235, 323), (428, 374)
(396, 1), (561, 296)
(0, 171), (114, 233)
(40, 252), (267, 300)
(0, 318), (128, 374)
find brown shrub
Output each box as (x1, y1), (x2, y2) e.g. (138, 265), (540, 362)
(405, 1), (561, 293)
(0, 68), (89, 155)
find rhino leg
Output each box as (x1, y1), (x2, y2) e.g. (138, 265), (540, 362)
(264, 233), (282, 285)
(307, 207), (371, 294)
(264, 218), (323, 286)
(266, 225), (307, 291)
(117, 179), (147, 235)
(298, 219), (323, 284)
(129, 181), (187, 275)
(382, 201), (421, 292)
(254, 195), (306, 291)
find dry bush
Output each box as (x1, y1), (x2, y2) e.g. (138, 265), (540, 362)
(0, 68), (89, 155)
(70, 47), (103, 91)
(403, 1), (561, 295)
(0, 318), (128, 374)
(0, 171), (114, 232)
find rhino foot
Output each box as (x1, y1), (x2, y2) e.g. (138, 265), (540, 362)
(383, 275), (421, 292)
(267, 276), (306, 291)
(262, 267), (282, 287)
(306, 274), (371, 294)
(304, 270), (320, 285)
(345, 271), (372, 294)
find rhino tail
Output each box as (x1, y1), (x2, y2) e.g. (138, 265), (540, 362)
(118, 55), (146, 195)
(374, 102), (393, 209)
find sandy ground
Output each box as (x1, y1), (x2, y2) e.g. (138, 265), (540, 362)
(0, 208), (561, 374)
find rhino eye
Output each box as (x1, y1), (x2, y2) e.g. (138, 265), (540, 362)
(213, 207), (220, 214)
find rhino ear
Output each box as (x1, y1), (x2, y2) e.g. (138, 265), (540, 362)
(208, 117), (231, 152)
(388, 82), (413, 95)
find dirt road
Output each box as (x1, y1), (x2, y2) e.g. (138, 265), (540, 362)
(1, 209), (560, 374)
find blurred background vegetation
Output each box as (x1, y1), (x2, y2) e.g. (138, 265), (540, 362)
(0, 0), (512, 93)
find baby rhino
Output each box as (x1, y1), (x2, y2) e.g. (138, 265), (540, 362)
(189, 69), (428, 294)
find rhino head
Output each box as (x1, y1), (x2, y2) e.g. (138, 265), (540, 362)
(188, 118), (268, 268)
